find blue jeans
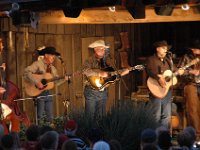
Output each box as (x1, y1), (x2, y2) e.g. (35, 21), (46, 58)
(84, 86), (108, 119)
(149, 90), (172, 128)
(36, 90), (53, 124)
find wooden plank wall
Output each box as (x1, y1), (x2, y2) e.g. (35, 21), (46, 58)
(1, 17), (199, 123)
(0, 18), (134, 123)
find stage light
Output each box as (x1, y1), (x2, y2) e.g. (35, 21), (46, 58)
(181, 3), (190, 10)
(108, 6), (116, 12)
(63, 7), (82, 18)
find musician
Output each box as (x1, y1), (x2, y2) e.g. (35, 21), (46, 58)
(82, 40), (129, 119)
(146, 40), (173, 128)
(0, 37), (6, 94)
(24, 46), (69, 125)
(177, 39), (200, 138)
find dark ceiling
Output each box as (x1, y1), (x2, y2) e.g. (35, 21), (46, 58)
(0, 0), (199, 12)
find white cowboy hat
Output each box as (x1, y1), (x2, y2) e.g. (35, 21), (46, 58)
(88, 40), (109, 49)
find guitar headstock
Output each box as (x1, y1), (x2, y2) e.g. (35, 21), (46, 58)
(133, 65), (145, 71)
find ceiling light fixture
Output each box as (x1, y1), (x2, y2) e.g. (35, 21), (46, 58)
(181, 3), (190, 10)
(108, 6), (116, 12)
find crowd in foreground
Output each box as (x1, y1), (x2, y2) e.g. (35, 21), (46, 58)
(0, 119), (199, 150)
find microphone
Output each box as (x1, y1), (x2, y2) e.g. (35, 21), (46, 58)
(57, 55), (64, 64)
(166, 51), (173, 58)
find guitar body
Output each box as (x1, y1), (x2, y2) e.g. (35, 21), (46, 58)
(147, 70), (178, 99)
(24, 73), (55, 96)
(87, 67), (118, 90)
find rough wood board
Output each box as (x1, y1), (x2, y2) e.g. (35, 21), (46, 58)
(39, 7), (200, 24)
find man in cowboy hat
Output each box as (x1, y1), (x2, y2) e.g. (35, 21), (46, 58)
(146, 40), (174, 128)
(24, 46), (69, 125)
(177, 39), (200, 139)
(82, 40), (129, 119)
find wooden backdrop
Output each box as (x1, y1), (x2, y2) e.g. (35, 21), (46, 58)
(0, 17), (199, 123)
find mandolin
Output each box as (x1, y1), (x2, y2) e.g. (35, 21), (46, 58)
(87, 65), (144, 91)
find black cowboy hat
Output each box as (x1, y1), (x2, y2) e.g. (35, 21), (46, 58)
(189, 39), (200, 49)
(38, 46), (60, 56)
(153, 40), (172, 50)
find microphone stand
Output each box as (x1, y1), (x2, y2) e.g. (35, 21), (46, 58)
(14, 93), (61, 125)
(57, 56), (71, 121)
(107, 49), (129, 101)
(167, 53), (175, 137)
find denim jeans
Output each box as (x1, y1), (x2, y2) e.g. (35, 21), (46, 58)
(84, 86), (108, 119)
(36, 90), (53, 124)
(149, 90), (172, 128)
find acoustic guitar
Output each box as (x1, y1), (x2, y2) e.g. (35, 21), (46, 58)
(87, 65), (144, 91)
(147, 58), (199, 99)
(24, 73), (69, 96)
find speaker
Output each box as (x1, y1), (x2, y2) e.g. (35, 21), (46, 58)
(154, 4), (174, 16)
(11, 11), (31, 26)
(63, 7), (82, 18)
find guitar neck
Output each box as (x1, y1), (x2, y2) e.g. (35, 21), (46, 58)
(174, 58), (199, 76)
(110, 67), (135, 76)
(47, 76), (65, 83)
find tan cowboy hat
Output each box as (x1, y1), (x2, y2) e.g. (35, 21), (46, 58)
(88, 40), (109, 49)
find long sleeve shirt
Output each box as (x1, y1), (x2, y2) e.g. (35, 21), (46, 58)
(177, 52), (200, 84)
(23, 59), (59, 85)
(82, 55), (111, 77)
(146, 54), (172, 81)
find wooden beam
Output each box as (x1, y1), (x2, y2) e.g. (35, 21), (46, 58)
(39, 5), (200, 24)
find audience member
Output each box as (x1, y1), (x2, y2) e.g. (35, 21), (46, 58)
(1, 134), (14, 150)
(157, 130), (171, 150)
(177, 130), (193, 149)
(142, 143), (160, 150)
(64, 119), (87, 150)
(109, 139), (122, 150)
(21, 124), (40, 150)
(140, 128), (157, 149)
(39, 125), (53, 136)
(87, 128), (103, 148)
(93, 141), (110, 150)
(183, 126), (196, 145)
(57, 133), (69, 150)
(9, 132), (23, 150)
(40, 131), (59, 150)
(61, 140), (78, 150)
